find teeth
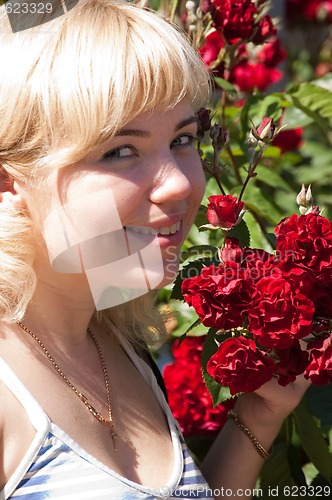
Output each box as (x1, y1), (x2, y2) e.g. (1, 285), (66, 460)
(127, 221), (181, 236)
(128, 226), (158, 235)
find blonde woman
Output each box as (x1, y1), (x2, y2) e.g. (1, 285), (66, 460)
(0, 1), (309, 498)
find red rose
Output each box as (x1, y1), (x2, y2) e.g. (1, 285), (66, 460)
(309, 281), (332, 318)
(278, 265), (315, 296)
(182, 261), (257, 330)
(251, 15), (277, 44)
(207, 336), (275, 395)
(248, 274), (315, 349)
(242, 247), (277, 282)
(257, 38), (287, 68)
(163, 336), (235, 437)
(275, 213), (332, 284)
(211, 0), (258, 43)
(198, 30), (224, 66)
(274, 340), (310, 386)
(305, 333), (332, 385)
(272, 128), (303, 153)
(207, 194), (244, 229)
(230, 61), (283, 92)
(223, 3), (258, 42)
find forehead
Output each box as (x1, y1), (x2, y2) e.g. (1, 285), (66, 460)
(116, 100), (197, 131)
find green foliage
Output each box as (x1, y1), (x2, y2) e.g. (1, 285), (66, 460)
(201, 329), (233, 405)
(287, 80), (332, 132)
(293, 400), (332, 483)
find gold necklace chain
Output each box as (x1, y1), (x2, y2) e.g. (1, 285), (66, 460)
(17, 321), (117, 450)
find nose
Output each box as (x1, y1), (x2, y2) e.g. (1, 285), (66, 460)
(149, 156), (192, 204)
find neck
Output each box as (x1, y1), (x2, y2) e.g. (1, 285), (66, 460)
(22, 278), (97, 349)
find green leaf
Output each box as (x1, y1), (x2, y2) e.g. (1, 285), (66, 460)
(288, 82), (332, 131)
(293, 400), (332, 483)
(214, 77), (238, 96)
(306, 384), (332, 427)
(227, 219), (251, 247)
(194, 204), (208, 228)
(282, 105), (314, 129)
(311, 72), (332, 92)
(255, 165), (293, 192)
(180, 318), (203, 337)
(167, 300), (207, 338)
(170, 257), (218, 300)
(201, 329), (232, 405)
(241, 94), (285, 134)
(242, 183), (285, 226)
(170, 260), (204, 300)
(260, 443), (297, 498)
(180, 245), (218, 263)
(243, 212), (274, 251)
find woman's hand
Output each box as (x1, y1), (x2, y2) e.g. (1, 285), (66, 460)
(235, 374), (311, 430)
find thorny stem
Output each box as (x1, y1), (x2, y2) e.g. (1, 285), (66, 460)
(219, 67), (244, 185)
(238, 145), (266, 202)
(203, 160), (226, 195)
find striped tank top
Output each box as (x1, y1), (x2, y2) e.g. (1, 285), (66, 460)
(0, 338), (214, 500)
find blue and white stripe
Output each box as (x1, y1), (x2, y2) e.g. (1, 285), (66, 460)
(0, 337), (215, 500)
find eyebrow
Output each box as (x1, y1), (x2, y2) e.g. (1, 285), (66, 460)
(115, 116), (198, 138)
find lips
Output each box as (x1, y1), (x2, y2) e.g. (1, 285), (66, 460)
(126, 221), (181, 236)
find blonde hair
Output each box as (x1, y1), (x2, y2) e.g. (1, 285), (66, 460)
(0, 0), (210, 345)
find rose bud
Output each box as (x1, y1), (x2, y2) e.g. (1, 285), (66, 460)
(296, 184), (314, 214)
(197, 107), (211, 131)
(218, 237), (243, 263)
(252, 117), (276, 143)
(207, 194), (245, 229)
(210, 124), (229, 150)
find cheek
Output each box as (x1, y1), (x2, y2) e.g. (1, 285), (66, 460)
(187, 159), (206, 209)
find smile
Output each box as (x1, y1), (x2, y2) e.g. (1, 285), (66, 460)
(126, 221), (181, 236)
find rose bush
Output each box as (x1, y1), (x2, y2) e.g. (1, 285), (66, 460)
(155, 0), (332, 490)
(163, 336), (235, 437)
(181, 196), (331, 386)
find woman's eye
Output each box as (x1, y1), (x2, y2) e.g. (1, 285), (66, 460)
(102, 145), (135, 160)
(171, 134), (196, 148)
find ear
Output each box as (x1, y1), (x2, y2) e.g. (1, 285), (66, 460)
(0, 167), (26, 208)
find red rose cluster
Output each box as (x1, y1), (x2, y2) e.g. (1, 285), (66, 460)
(163, 336), (235, 437)
(198, 0), (286, 92)
(182, 195), (332, 396)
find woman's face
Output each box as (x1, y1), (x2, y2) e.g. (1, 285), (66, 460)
(25, 100), (206, 309)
